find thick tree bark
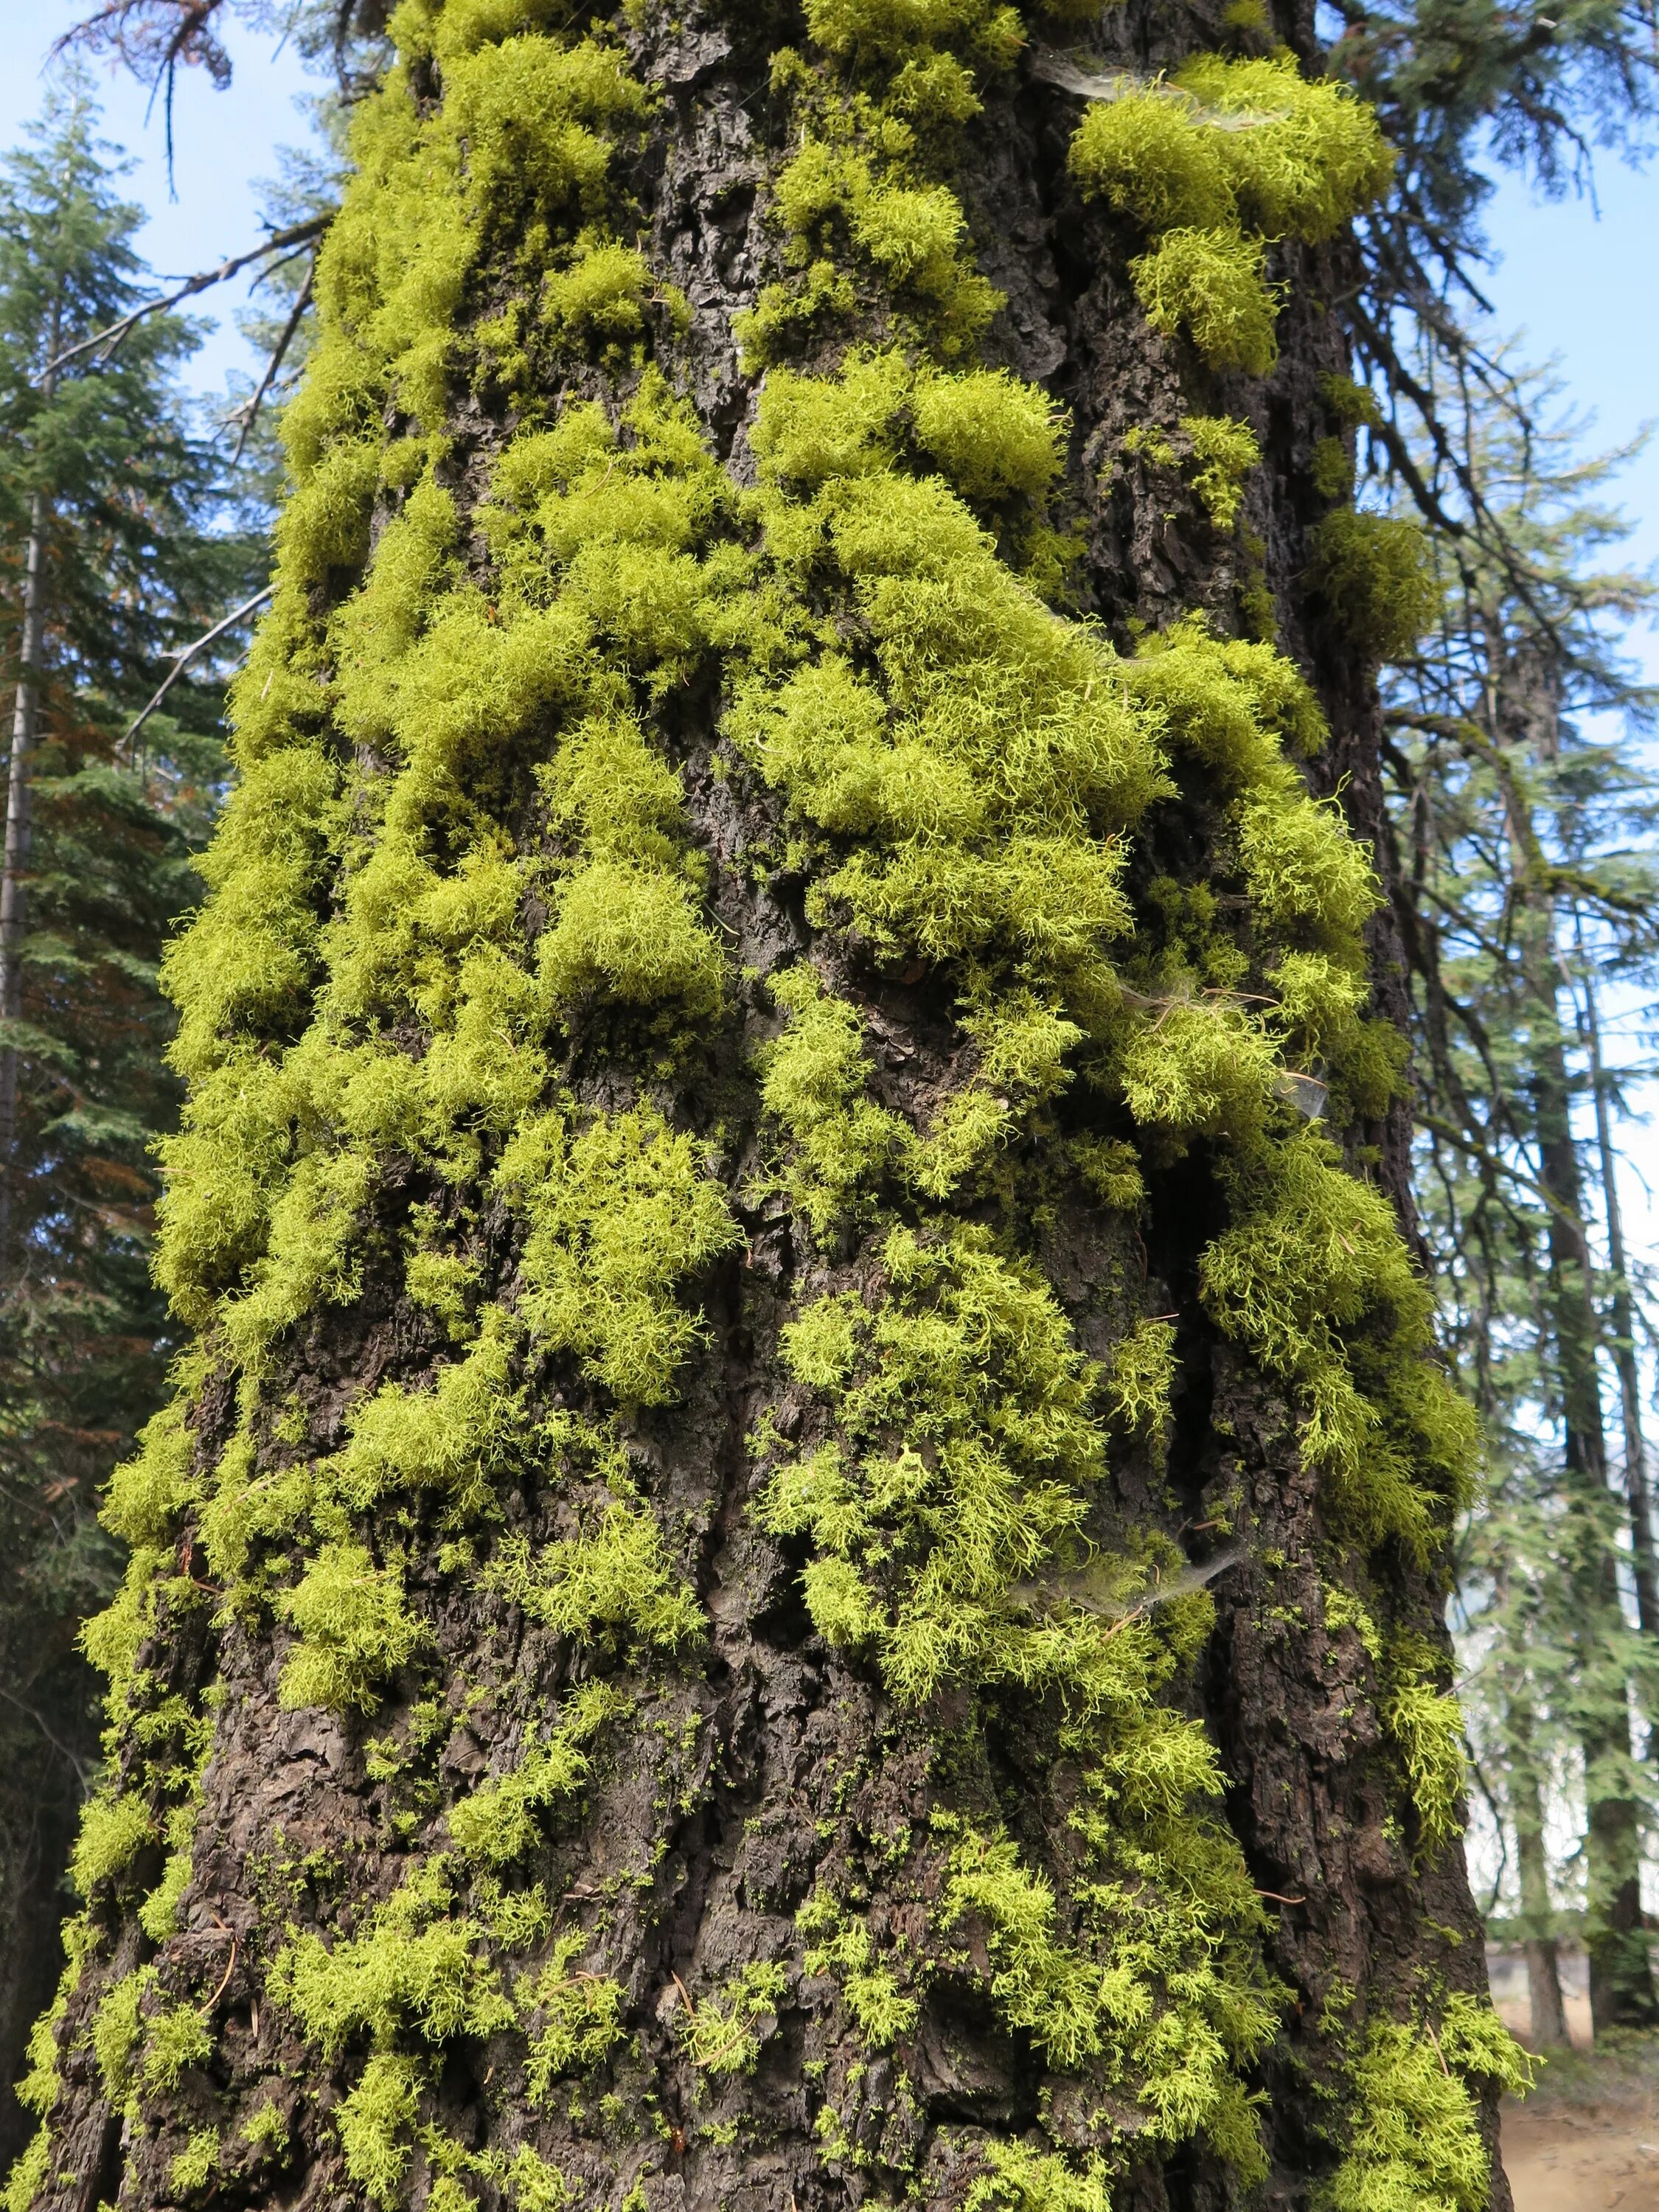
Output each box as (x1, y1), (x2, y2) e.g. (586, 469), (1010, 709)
(10, 6), (1515, 2211)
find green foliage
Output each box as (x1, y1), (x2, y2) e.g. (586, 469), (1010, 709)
(1382, 370), (1659, 2026)
(0, 80), (257, 2107)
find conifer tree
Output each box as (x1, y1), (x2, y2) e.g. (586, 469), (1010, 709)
(9, 9), (1537, 2212)
(0, 80), (260, 2163)
(1381, 361), (1659, 2036)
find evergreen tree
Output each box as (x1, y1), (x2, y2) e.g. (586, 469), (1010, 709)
(0, 80), (260, 2162)
(7, 7), (1540, 2211)
(1380, 357), (1659, 2031)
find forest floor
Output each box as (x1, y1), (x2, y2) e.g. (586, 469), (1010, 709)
(1490, 1948), (1659, 2211)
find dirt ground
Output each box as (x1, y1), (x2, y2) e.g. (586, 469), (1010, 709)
(1503, 2096), (1659, 2212)
(1488, 1948), (1659, 2211)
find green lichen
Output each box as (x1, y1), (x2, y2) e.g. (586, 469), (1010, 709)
(1383, 1634), (1469, 1851)
(271, 1859), (515, 2057)
(241, 2101), (291, 2156)
(965, 2140), (1114, 2212)
(945, 1819), (1274, 2169)
(1327, 1995), (1532, 2212)
(680, 1961), (789, 2076)
(520, 1935), (627, 2098)
(278, 1541), (428, 1714)
(1, 2137), (49, 2212)
(169, 2129), (220, 2198)
(140, 2001), (214, 2096)
(1071, 58), (1391, 368)
(1307, 508), (1437, 661)
(69, 1792), (155, 1895)
(799, 1892), (918, 2047)
(495, 1103), (740, 1405)
(448, 1681), (627, 1865)
(1183, 414), (1262, 529)
(91, 1966), (153, 2113)
(338, 2051), (425, 2208)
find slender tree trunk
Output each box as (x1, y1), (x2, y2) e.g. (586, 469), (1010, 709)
(1482, 633), (1655, 2031)
(1534, 992), (1655, 2030)
(0, 341), (52, 1262)
(10, 11), (1512, 2212)
(1579, 959), (1659, 1633)
(1506, 1693), (1571, 2047)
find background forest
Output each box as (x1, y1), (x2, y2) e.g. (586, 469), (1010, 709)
(1, 0), (1658, 2177)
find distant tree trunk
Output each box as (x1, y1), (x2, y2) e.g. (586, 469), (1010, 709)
(1490, 640), (1656, 2033)
(0, 325), (53, 1260)
(10, 8), (1517, 2212)
(1580, 958), (1659, 1635)
(1507, 1694), (1571, 2048)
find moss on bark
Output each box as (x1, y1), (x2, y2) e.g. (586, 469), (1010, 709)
(6, 4), (1523, 2208)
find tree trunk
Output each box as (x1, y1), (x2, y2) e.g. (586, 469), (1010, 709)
(1507, 1697), (1570, 2048)
(0, 455), (51, 1259)
(1484, 638), (1655, 2033)
(1532, 1017), (1653, 2030)
(1580, 959), (1659, 1636)
(9, 7), (1514, 2211)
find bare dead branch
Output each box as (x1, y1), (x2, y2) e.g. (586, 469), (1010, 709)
(226, 257), (315, 465)
(44, 215), (327, 378)
(122, 585), (274, 748)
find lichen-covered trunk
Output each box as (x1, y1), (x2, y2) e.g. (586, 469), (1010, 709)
(8, 4), (1524, 2209)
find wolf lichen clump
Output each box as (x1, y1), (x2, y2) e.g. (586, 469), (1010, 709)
(1070, 56), (1393, 369)
(5, 1), (1520, 2208)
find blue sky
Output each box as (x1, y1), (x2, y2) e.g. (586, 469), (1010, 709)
(0, 4), (316, 400)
